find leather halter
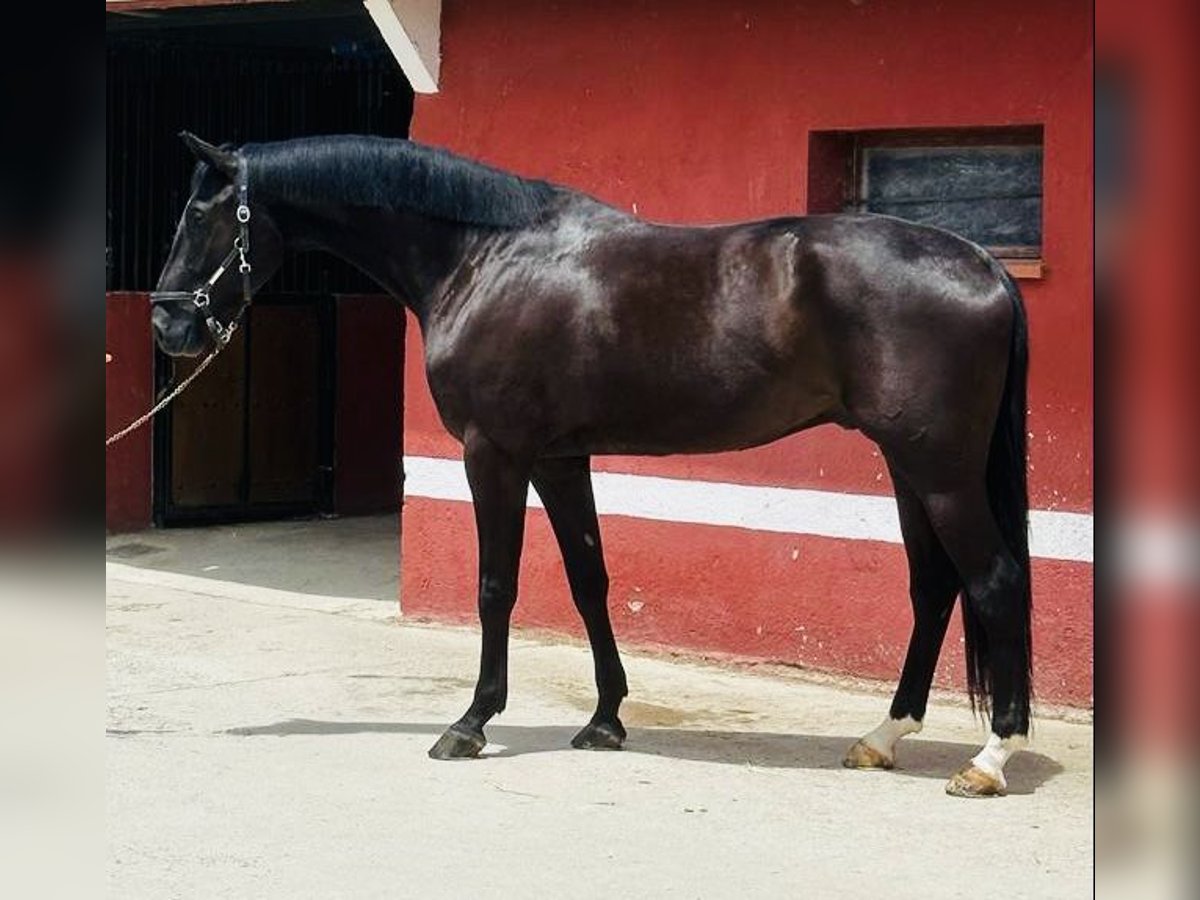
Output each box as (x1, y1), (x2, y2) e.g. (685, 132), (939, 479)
(150, 160), (253, 347)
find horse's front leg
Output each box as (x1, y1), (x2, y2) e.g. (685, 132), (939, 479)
(531, 456), (629, 750)
(428, 433), (531, 760)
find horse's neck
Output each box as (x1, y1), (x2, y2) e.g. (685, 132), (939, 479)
(277, 202), (475, 322)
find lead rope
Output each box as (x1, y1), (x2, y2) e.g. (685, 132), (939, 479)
(105, 298), (249, 448)
(105, 346), (223, 447)
(106, 162), (253, 449)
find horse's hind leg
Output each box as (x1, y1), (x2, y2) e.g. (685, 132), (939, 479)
(919, 482), (1032, 797)
(531, 457), (629, 749)
(844, 465), (960, 771)
(429, 432), (531, 760)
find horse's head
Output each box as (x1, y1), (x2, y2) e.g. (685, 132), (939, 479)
(152, 133), (283, 356)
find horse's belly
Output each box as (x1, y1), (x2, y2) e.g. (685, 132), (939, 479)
(548, 377), (842, 457)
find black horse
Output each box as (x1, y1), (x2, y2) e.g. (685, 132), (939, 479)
(153, 133), (1033, 797)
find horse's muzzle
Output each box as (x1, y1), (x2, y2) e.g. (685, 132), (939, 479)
(151, 302), (207, 357)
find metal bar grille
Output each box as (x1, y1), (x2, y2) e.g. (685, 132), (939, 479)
(106, 34), (413, 293)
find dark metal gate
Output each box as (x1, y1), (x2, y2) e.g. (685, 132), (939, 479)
(106, 4), (413, 524)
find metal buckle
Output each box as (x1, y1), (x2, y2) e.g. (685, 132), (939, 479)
(234, 236), (252, 274)
(194, 290), (211, 310)
(214, 319), (238, 346)
(236, 204), (251, 223)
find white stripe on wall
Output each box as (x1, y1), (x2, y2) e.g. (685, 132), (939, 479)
(403, 455), (1094, 564)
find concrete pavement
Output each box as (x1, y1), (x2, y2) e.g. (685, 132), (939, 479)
(107, 518), (1092, 899)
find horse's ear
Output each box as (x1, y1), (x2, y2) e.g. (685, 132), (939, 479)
(179, 131), (238, 179)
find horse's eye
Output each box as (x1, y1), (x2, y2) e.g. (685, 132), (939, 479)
(189, 207), (206, 223)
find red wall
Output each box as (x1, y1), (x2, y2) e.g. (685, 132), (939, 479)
(1, 260), (62, 534)
(105, 292), (154, 532)
(334, 295), (406, 515)
(408, 0), (1092, 507)
(402, 0), (1093, 705)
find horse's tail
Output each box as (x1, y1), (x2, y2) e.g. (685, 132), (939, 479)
(962, 263), (1033, 722)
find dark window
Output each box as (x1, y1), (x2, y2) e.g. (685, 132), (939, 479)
(859, 144), (1042, 256)
(808, 126), (1044, 263)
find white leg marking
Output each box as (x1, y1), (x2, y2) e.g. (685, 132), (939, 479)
(969, 733), (1028, 789)
(862, 715), (922, 758)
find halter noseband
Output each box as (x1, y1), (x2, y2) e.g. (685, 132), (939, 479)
(150, 160), (253, 347)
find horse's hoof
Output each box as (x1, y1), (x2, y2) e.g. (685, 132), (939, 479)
(428, 725), (486, 760)
(842, 739), (894, 770)
(945, 764), (1007, 798)
(571, 719), (626, 750)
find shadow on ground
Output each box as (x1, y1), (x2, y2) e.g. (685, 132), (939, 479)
(220, 718), (1063, 794)
(105, 514), (399, 602)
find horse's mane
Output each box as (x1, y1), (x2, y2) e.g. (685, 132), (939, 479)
(242, 135), (559, 227)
